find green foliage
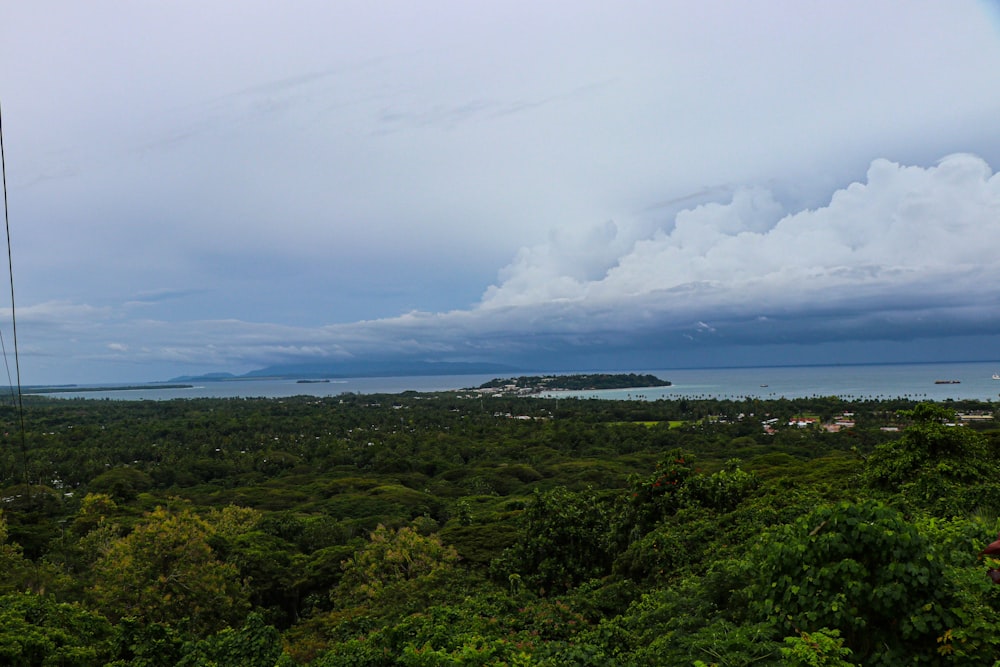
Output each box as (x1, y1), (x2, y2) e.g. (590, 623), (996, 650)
(616, 452), (762, 582)
(613, 507), (721, 583)
(862, 402), (1000, 515)
(0, 593), (112, 666)
(70, 493), (121, 536)
(492, 486), (615, 594)
(622, 451), (697, 534)
(0, 510), (32, 592)
(0, 484), (67, 558)
(750, 500), (966, 665)
(335, 523), (460, 604)
(2, 394), (999, 664)
(589, 556), (781, 666)
(87, 467), (152, 502)
(177, 613), (286, 667)
(439, 522), (521, 565)
(621, 452), (760, 535)
(780, 628), (856, 667)
(915, 516), (1000, 661)
(900, 403), (957, 424)
(89, 506), (249, 635)
(106, 618), (183, 667)
(669, 618), (779, 666)
(0, 511), (71, 596)
(309, 638), (392, 666)
(307, 585), (613, 666)
(204, 504), (264, 538)
(687, 461), (760, 513)
(223, 531), (302, 624)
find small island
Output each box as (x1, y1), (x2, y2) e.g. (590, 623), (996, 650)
(474, 373), (671, 396)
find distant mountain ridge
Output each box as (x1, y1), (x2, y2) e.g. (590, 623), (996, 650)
(170, 360), (521, 382)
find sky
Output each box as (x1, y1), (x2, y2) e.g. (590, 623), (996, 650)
(2, 1), (1000, 384)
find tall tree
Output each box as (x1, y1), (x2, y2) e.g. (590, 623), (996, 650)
(89, 507), (248, 635)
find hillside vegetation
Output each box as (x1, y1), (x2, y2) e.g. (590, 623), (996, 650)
(0, 393), (999, 665)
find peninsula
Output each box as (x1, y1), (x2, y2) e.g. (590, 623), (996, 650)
(475, 373), (671, 395)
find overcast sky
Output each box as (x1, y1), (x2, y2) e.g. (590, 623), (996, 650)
(2, 1), (1000, 384)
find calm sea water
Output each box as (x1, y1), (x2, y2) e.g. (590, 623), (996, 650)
(31, 361), (1000, 402)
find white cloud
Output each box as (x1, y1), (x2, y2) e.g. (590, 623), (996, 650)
(482, 154), (1000, 316)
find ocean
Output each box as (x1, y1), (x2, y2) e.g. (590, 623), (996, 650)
(29, 360), (1000, 402)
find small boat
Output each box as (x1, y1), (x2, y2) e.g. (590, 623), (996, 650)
(934, 380), (961, 384)
(993, 373), (1000, 380)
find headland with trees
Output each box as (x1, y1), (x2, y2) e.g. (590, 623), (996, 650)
(475, 373), (672, 394)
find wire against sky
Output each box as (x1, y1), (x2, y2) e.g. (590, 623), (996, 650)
(0, 100), (29, 490)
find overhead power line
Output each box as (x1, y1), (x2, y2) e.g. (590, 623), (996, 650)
(0, 100), (29, 491)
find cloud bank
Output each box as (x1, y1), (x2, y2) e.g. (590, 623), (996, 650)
(485, 154), (1000, 311)
(345, 154), (1000, 366)
(20, 154), (1000, 381)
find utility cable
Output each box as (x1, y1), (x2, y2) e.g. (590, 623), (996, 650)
(0, 324), (14, 404)
(0, 100), (29, 492)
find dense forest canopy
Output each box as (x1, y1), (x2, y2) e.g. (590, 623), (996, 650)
(0, 391), (999, 665)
